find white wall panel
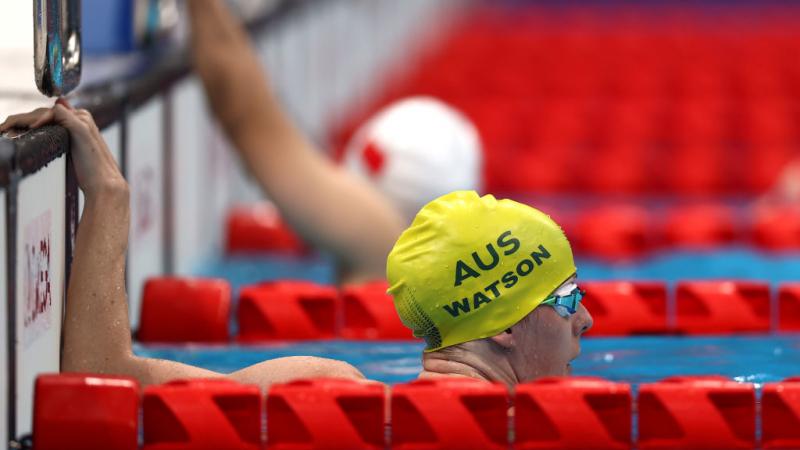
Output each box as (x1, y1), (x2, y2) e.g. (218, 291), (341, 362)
(127, 99), (164, 329)
(327, 0), (350, 119)
(0, 189), (7, 448)
(191, 115), (241, 261)
(15, 157), (66, 436)
(172, 78), (223, 274)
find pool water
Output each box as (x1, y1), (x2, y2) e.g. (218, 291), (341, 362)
(136, 248), (800, 385)
(135, 335), (800, 385)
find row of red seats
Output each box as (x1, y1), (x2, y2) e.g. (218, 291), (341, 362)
(412, 56), (800, 100)
(453, 99), (800, 155)
(226, 203), (800, 260)
(137, 277), (800, 343)
(336, 95), (800, 195)
(331, 6), (800, 195)
(414, 8), (800, 98)
(564, 204), (800, 259)
(33, 373), (800, 450)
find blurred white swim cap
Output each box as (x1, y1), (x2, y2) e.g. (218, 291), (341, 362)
(342, 97), (483, 221)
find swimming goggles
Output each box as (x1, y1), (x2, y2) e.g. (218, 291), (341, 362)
(540, 286), (585, 318)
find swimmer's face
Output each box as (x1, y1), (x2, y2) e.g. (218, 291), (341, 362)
(509, 278), (593, 381)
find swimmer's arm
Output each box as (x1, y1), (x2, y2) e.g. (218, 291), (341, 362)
(4, 105), (363, 388)
(52, 110), (221, 383)
(63, 191), (223, 383)
(0, 105), (146, 381)
(188, 0), (404, 281)
(61, 151), (363, 387)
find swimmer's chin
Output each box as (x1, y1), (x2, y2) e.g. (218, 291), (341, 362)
(566, 350), (580, 375)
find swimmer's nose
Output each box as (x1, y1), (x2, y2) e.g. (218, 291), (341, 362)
(574, 303), (593, 336)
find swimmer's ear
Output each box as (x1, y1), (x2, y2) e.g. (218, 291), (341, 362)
(489, 328), (515, 350)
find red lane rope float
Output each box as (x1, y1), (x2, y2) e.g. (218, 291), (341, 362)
(138, 277), (231, 343)
(515, 377), (631, 450)
(225, 203), (307, 256)
(37, 374), (800, 449)
(762, 377), (800, 450)
(135, 277), (800, 342)
(778, 284), (800, 332)
(340, 280), (415, 340)
(391, 378), (509, 450)
(638, 376), (756, 450)
(581, 281), (668, 336)
(266, 378), (386, 450)
(142, 379), (261, 450)
(675, 281), (771, 334)
(237, 280), (340, 341)
(663, 204), (739, 248)
(752, 206), (800, 251)
(574, 205), (653, 260)
(34, 373), (139, 450)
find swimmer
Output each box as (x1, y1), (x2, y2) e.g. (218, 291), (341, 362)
(0, 102), (365, 388)
(187, 0), (482, 284)
(387, 191), (593, 387)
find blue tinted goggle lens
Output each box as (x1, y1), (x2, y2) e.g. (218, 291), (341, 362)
(541, 287), (585, 315)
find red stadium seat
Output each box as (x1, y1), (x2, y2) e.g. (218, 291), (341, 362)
(663, 204), (738, 248)
(138, 277), (231, 343)
(579, 146), (649, 194)
(670, 99), (726, 147)
(266, 378), (386, 449)
(340, 280), (414, 340)
(534, 100), (587, 149)
(493, 152), (573, 193)
(225, 203), (307, 255)
(391, 378), (509, 449)
(34, 374), (139, 450)
(751, 206), (800, 250)
(742, 99), (794, 148)
(778, 284), (800, 331)
(742, 147), (797, 193)
(638, 377), (756, 450)
(576, 205), (654, 260)
(515, 377), (631, 449)
(675, 281), (771, 334)
(581, 281), (669, 336)
(762, 378), (800, 450)
(662, 145), (727, 195)
(143, 379), (261, 450)
(600, 100), (658, 149)
(237, 280), (340, 341)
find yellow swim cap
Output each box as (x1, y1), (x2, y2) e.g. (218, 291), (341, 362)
(387, 191), (576, 351)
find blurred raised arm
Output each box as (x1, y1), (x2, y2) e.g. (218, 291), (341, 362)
(187, 0), (404, 282)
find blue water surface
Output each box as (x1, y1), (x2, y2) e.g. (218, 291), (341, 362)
(135, 335), (800, 385)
